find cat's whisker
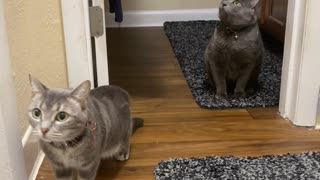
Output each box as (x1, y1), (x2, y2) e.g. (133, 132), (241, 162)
(51, 132), (63, 136)
(32, 130), (40, 136)
(64, 142), (70, 149)
(52, 127), (60, 132)
(69, 139), (80, 146)
(50, 135), (60, 138)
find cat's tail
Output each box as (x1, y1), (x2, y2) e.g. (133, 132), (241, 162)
(132, 118), (144, 134)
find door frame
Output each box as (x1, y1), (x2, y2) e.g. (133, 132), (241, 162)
(60, 0), (109, 88)
(279, 0), (320, 127)
(61, 0), (319, 127)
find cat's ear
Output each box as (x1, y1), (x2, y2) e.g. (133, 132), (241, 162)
(250, 0), (260, 8)
(71, 80), (91, 101)
(29, 74), (48, 95)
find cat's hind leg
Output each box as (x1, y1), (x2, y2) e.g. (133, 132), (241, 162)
(246, 64), (261, 95)
(206, 61), (216, 90)
(235, 64), (256, 97)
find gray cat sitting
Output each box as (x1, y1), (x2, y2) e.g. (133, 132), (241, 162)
(205, 0), (264, 98)
(28, 76), (143, 180)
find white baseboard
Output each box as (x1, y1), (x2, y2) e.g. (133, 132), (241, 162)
(29, 151), (45, 180)
(23, 125), (44, 180)
(106, 8), (219, 27)
(22, 126), (32, 147)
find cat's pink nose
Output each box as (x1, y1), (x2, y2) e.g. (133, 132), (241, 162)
(41, 128), (49, 135)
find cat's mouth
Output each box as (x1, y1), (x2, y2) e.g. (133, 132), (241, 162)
(39, 131), (64, 142)
(39, 135), (52, 142)
(48, 130), (88, 149)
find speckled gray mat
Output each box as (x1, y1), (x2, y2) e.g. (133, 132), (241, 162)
(164, 21), (283, 109)
(155, 152), (320, 180)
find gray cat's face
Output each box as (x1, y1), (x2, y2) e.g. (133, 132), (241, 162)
(28, 76), (91, 142)
(219, 0), (260, 29)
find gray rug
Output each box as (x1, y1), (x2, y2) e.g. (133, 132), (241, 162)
(163, 21), (283, 109)
(155, 152), (320, 180)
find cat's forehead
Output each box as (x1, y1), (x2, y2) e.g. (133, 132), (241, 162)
(223, 0), (252, 7)
(239, 0), (252, 6)
(31, 88), (72, 108)
(45, 89), (71, 102)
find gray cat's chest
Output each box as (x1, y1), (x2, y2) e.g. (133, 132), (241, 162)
(56, 148), (81, 166)
(208, 27), (264, 69)
(205, 26), (264, 80)
(213, 29), (261, 54)
(41, 139), (99, 168)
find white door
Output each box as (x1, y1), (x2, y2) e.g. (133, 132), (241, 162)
(61, 0), (109, 88)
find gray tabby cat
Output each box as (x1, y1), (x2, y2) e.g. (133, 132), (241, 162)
(27, 76), (143, 180)
(205, 0), (264, 98)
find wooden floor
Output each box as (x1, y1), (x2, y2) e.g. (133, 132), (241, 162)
(37, 27), (320, 180)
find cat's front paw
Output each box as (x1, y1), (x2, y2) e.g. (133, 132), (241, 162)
(115, 152), (130, 161)
(246, 88), (256, 96)
(234, 91), (247, 98)
(215, 92), (228, 99)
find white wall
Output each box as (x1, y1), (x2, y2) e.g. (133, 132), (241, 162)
(105, 0), (220, 27)
(111, 0), (219, 11)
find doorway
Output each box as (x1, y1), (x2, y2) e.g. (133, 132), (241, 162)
(61, 0), (318, 126)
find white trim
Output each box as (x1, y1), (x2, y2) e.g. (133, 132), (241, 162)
(22, 126), (33, 147)
(280, 0), (320, 127)
(28, 152), (45, 180)
(82, 0), (94, 86)
(61, 0), (94, 88)
(292, 0), (320, 126)
(0, 0), (27, 178)
(106, 9), (219, 27)
(279, 0), (306, 121)
(93, 0), (109, 86)
(22, 127), (43, 179)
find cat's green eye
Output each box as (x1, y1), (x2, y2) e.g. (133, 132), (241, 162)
(233, 1), (240, 5)
(56, 112), (69, 122)
(32, 108), (42, 119)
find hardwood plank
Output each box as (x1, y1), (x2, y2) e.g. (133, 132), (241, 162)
(36, 27), (320, 180)
(247, 107), (283, 119)
(131, 119), (319, 144)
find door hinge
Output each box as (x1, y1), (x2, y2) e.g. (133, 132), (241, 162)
(89, 6), (104, 37)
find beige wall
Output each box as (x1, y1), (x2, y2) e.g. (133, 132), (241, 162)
(4, 0), (68, 136)
(120, 0), (220, 11)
